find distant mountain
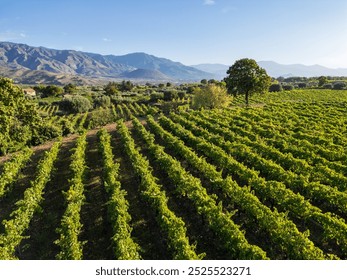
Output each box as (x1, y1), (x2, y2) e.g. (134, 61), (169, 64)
(0, 42), (213, 83)
(193, 61), (347, 79)
(0, 65), (108, 85)
(119, 68), (171, 81)
(191, 63), (228, 80)
(258, 61), (347, 78)
(106, 52), (211, 80)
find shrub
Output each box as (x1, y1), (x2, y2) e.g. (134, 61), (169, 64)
(163, 90), (178, 101)
(323, 83), (333, 89)
(283, 84), (294, 91)
(192, 84), (232, 110)
(333, 82), (346, 90)
(94, 95), (111, 108)
(31, 122), (62, 145)
(297, 83), (307, 89)
(87, 108), (114, 128)
(150, 92), (164, 102)
(60, 95), (92, 114)
(177, 91), (186, 99)
(269, 83), (283, 92)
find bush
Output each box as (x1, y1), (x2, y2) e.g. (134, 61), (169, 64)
(177, 91), (186, 99)
(87, 108), (114, 128)
(269, 83), (283, 92)
(31, 122), (62, 145)
(60, 95), (92, 114)
(150, 92), (164, 102)
(297, 83), (307, 89)
(192, 84), (232, 110)
(333, 82), (346, 90)
(163, 90), (178, 101)
(283, 84), (294, 91)
(323, 83), (333, 89)
(94, 95), (111, 108)
(104, 82), (119, 95)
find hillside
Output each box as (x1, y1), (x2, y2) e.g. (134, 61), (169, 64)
(0, 42), (213, 83)
(119, 68), (171, 81)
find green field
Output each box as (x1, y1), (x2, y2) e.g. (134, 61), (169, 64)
(0, 89), (347, 260)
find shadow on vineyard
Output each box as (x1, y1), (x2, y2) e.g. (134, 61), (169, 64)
(79, 130), (113, 260)
(18, 138), (77, 259)
(0, 148), (50, 233)
(112, 128), (171, 260)
(133, 123), (232, 259)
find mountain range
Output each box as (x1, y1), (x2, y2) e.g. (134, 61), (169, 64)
(193, 61), (347, 80)
(1, 41), (347, 85)
(0, 42), (213, 84)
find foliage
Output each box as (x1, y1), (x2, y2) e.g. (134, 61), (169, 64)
(119, 80), (134, 92)
(192, 84), (232, 109)
(104, 82), (119, 96)
(269, 83), (282, 92)
(163, 90), (178, 101)
(0, 148), (33, 197)
(224, 58), (271, 105)
(282, 84), (294, 91)
(150, 92), (164, 102)
(0, 78), (41, 154)
(93, 95), (111, 108)
(60, 95), (92, 113)
(298, 82), (307, 89)
(132, 116), (268, 259)
(87, 108), (114, 128)
(333, 82), (346, 90)
(98, 128), (141, 259)
(64, 83), (77, 94)
(318, 76), (329, 87)
(36, 85), (64, 97)
(0, 140), (61, 259)
(119, 119), (202, 260)
(55, 133), (86, 260)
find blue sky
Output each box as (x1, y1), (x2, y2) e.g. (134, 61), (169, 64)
(1, 0), (347, 68)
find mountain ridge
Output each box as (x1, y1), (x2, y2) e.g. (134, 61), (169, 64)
(193, 61), (347, 79)
(0, 42), (213, 83)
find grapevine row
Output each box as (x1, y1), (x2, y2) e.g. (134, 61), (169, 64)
(178, 112), (347, 215)
(98, 128), (141, 260)
(117, 120), (202, 260)
(55, 133), (87, 260)
(0, 140), (61, 259)
(0, 148), (33, 197)
(146, 115), (326, 259)
(130, 117), (269, 260)
(161, 114), (347, 257)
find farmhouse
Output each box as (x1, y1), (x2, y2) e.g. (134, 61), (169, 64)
(23, 88), (36, 97)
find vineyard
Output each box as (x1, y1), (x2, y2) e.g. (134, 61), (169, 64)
(0, 90), (347, 260)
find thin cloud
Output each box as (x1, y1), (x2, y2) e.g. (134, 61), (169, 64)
(203, 0), (215, 5)
(0, 31), (27, 41)
(102, 38), (112, 42)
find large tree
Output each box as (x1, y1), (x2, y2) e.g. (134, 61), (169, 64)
(0, 78), (41, 154)
(224, 58), (271, 105)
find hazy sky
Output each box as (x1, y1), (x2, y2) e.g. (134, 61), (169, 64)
(1, 0), (347, 68)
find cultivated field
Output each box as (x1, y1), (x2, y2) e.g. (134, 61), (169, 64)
(0, 90), (347, 260)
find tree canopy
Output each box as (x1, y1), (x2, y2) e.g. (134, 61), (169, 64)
(224, 58), (271, 105)
(192, 84), (232, 110)
(0, 78), (41, 154)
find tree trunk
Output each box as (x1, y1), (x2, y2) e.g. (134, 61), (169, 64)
(245, 91), (249, 106)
